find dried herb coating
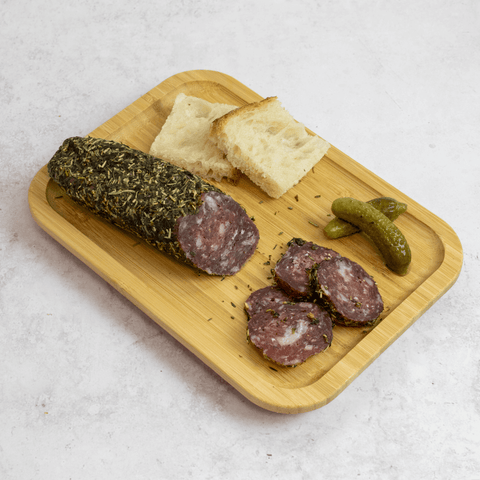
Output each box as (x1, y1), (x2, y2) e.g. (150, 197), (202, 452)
(47, 136), (259, 275)
(273, 237), (340, 299)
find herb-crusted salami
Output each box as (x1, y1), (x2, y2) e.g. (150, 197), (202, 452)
(312, 256), (384, 326)
(274, 237), (340, 299)
(247, 302), (333, 367)
(244, 286), (293, 320)
(47, 136), (259, 275)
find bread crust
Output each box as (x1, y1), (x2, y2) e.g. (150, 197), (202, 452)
(209, 96), (278, 140)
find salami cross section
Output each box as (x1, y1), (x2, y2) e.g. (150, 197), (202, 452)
(247, 302), (333, 367)
(312, 256), (384, 326)
(244, 286), (293, 320)
(274, 237), (340, 299)
(47, 136), (259, 276)
(176, 190), (259, 274)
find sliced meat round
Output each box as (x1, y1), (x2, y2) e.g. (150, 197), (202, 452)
(313, 256), (384, 326)
(244, 286), (293, 320)
(247, 302), (333, 367)
(176, 191), (259, 275)
(274, 237), (340, 299)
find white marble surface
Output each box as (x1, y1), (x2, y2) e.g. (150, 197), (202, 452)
(1, 0), (479, 478)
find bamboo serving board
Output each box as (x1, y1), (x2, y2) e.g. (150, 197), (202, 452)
(28, 70), (463, 414)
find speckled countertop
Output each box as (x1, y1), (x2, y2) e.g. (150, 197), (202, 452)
(1, 1), (479, 479)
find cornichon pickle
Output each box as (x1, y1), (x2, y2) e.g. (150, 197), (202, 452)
(324, 197), (407, 239)
(331, 197), (411, 275)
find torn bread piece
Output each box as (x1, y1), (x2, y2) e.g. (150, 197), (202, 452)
(209, 96), (330, 198)
(149, 93), (240, 183)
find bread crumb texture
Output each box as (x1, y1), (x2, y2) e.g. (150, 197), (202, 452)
(209, 97), (330, 198)
(149, 93), (240, 183)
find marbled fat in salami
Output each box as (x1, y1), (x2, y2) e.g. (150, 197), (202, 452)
(247, 302), (333, 367)
(313, 256), (383, 326)
(176, 191), (259, 275)
(274, 237), (340, 299)
(244, 286), (293, 320)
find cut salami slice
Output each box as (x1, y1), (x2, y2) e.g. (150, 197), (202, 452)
(244, 286), (293, 320)
(312, 256), (384, 326)
(47, 136), (259, 276)
(274, 237), (340, 299)
(176, 191), (259, 275)
(247, 302), (333, 367)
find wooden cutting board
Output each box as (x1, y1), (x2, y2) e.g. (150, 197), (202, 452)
(28, 70), (463, 414)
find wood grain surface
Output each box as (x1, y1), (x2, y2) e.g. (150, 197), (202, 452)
(28, 70), (463, 413)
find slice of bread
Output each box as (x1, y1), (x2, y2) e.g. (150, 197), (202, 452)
(209, 96), (330, 198)
(149, 93), (240, 182)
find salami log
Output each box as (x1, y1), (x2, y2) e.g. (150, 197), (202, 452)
(244, 286), (293, 320)
(274, 237), (340, 299)
(312, 256), (384, 326)
(247, 302), (333, 367)
(47, 136), (259, 275)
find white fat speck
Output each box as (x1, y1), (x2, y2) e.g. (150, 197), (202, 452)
(220, 257), (230, 267)
(204, 195), (218, 211)
(337, 292), (350, 303)
(218, 223), (226, 235)
(196, 236), (203, 248)
(304, 345), (313, 351)
(277, 320), (308, 346)
(337, 262), (354, 281)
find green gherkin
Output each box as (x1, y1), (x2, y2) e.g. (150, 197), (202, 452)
(324, 196), (407, 239)
(331, 197), (412, 276)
